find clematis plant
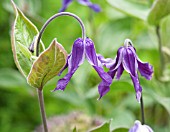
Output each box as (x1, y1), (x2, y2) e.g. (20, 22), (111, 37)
(59, 0), (101, 12)
(98, 39), (153, 102)
(54, 37), (112, 94)
(129, 120), (153, 132)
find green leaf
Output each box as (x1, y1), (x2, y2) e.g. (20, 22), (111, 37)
(106, 0), (149, 20)
(147, 0), (170, 25)
(27, 39), (67, 89)
(72, 127), (77, 132)
(89, 121), (110, 132)
(11, 0), (45, 77)
(112, 128), (128, 132)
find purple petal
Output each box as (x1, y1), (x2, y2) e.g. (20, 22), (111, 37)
(129, 120), (154, 132)
(85, 38), (112, 98)
(108, 47), (124, 79)
(129, 46), (153, 80)
(93, 66), (112, 85)
(122, 47), (138, 76)
(58, 54), (71, 76)
(97, 54), (115, 68)
(137, 59), (153, 80)
(85, 38), (112, 84)
(130, 75), (142, 102)
(98, 81), (110, 99)
(85, 38), (98, 66)
(54, 38), (85, 91)
(77, 0), (101, 12)
(116, 64), (124, 80)
(88, 4), (101, 12)
(59, 0), (73, 12)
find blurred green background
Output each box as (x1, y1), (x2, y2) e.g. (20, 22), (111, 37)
(0, 0), (170, 131)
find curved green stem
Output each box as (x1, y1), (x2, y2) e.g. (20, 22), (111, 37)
(36, 12), (86, 56)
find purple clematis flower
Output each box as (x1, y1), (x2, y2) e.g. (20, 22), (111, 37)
(98, 39), (153, 102)
(129, 120), (154, 132)
(59, 0), (101, 12)
(54, 38), (112, 96)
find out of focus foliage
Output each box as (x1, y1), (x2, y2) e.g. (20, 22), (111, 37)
(0, 0), (170, 132)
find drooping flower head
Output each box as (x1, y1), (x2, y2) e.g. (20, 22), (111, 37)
(59, 0), (101, 12)
(98, 39), (153, 102)
(129, 120), (154, 132)
(54, 37), (112, 97)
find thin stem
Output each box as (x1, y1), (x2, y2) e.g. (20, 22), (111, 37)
(156, 25), (164, 75)
(140, 94), (145, 125)
(37, 89), (48, 132)
(36, 12), (86, 56)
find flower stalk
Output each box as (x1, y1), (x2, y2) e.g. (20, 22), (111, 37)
(37, 89), (48, 132)
(140, 94), (145, 125)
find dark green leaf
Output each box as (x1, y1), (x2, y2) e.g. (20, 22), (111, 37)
(11, 0), (45, 77)
(27, 39), (67, 89)
(147, 0), (170, 25)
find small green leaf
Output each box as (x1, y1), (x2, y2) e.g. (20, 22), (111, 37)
(27, 39), (67, 89)
(147, 0), (170, 25)
(72, 127), (77, 132)
(11, 0), (45, 77)
(89, 121), (110, 132)
(106, 0), (149, 20)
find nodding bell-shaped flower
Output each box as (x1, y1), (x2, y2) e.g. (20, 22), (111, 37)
(54, 38), (112, 98)
(129, 120), (154, 132)
(98, 39), (153, 102)
(59, 0), (101, 12)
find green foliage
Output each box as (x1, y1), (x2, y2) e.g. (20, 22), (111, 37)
(0, 0), (170, 132)
(27, 39), (67, 89)
(11, 0), (45, 77)
(106, 0), (150, 20)
(147, 0), (170, 25)
(90, 121), (110, 132)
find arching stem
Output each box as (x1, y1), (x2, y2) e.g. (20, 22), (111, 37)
(36, 12), (86, 56)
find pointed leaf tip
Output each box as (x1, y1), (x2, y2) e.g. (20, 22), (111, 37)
(27, 39), (68, 89)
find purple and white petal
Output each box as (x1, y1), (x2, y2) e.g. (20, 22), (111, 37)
(107, 47), (124, 79)
(129, 46), (153, 80)
(98, 81), (110, 99)
(59, 0), (73, 12)
(122, 47), (138, 76)
(77, 0), (101, 12)
(85, 38), (112, 84)
(97, 54), (115, 68)
(137, 59), (153, 80)
(116, 63), (124, 80)
(130, 75), (142, 102)
(54, 38), (85, 91)
(129, 120), (154, 132)
(109, 47), (124, 71)
(85, 38), (98, 66)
